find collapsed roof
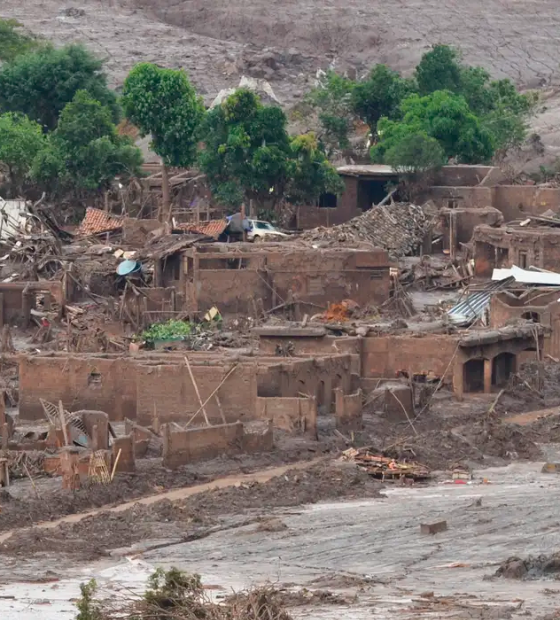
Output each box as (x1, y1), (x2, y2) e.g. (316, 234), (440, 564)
(298, 202), (437, 258)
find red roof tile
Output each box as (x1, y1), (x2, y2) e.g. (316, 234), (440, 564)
(175, 219), (228, 239)
(78, 208), (124, 236)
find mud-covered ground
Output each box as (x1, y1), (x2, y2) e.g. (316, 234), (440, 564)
(0, 462), (382, 559)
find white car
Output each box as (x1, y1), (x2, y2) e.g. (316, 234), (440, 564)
(246, 219), (289, 242)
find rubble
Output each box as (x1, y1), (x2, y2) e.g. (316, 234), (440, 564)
(342, 448), (431, 481)
(298, 202), (437, 258)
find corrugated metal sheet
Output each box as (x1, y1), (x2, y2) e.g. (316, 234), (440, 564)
(78, 208), (124, 236)
(175, 219), (228, 239)
(447, 277), (515, 326)
(492, 265), (560, 286)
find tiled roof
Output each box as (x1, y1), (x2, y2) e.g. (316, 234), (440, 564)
(175, 219), (228, 239)
(78, 208), (124, 236)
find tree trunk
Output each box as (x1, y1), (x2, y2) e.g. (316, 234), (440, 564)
(160, 160), (171, 223)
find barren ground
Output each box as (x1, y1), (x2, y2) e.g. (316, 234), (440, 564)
(3, 460), (560, 619)
(3, 0), (560, 163)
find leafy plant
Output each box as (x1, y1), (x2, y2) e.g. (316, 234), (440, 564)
(75, 579), (103, 620)
(142, 319), (194, 343)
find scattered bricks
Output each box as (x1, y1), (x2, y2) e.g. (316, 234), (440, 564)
(112, 433), (135, 473)
(420, 520), (448, 535)
(384, 384), (414, 422)
(79, 410), (109, 450)
(542, 463), (560, 473)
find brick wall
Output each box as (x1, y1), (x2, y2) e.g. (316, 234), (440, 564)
(135, 362), (256, 426)
(255, 396), (317, 437)
(0, 281), (64, 324)
(19, 355), (137, 421)
(433, 166), (494, 186)
(162, 421), (273, 468)
(190, 270), (271, 315)
(296, 176), (360, 229)
(361, 335), (459, 383)
(492, 186), (560, 221)
(427, 186), (492, 208)
(334, 388), (362, 431)
(257, 335), (362, 374)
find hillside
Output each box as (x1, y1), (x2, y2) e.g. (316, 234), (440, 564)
(4, 0), (560, 165)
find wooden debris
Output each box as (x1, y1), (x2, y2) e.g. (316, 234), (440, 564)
(342, 447), (430, 481)
(88, 450), (110, 484)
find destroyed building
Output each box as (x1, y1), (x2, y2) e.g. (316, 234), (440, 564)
(146, 241), (390, 317)
(256, 323), (543, 400)
(473, 223), (560, 276)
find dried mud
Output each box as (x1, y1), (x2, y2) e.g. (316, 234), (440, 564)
(0, 441), (327, 534)
(0, 462), (382, 559)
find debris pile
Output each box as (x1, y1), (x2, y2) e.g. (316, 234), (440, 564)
(342, 448), (431, 481)
(299, 202), (437, 258)
(496, 552), (560, 580)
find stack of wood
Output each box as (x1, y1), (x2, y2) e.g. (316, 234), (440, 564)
(299, 202), (437, 258)
(342, 447), (430, 481)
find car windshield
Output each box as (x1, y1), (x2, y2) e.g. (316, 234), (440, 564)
(254, 221), (274, 230)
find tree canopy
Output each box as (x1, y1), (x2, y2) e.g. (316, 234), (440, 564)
(32, 90), (142, 194)
(199, 89), (291, 207)
(415, 45), (462, 95)
(351, 64), (415, 132)
(306, 70), (355, 152)
(0, 112), (45, 197)
(199, 89), (341, 209)
(0, 44), (119, 131)
(0, 19), (42, 63)
(286, 133), (343, 204)
(372, 91), (495, 164)
(307, 44), (534, 165)
(122, 63), (205, 168)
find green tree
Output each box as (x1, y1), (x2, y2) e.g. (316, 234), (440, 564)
(286, 133), (344, 204)
(199, 89), (291, 209)
(200, 90), (341, 210)
(0, 44), (119, 131)
(306, 70), (355, 152)
(415, 45), (462, 95)
(0, 19), (41, 62)
(372, 90), (494, 164)
(0, 112), (45, 197)
(415, 45), (534, 154)
(383, 131), (445, 173)
(351, 64), (416, 132)
(32, 91), (142, 195)
(122, 63), (205, 219)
